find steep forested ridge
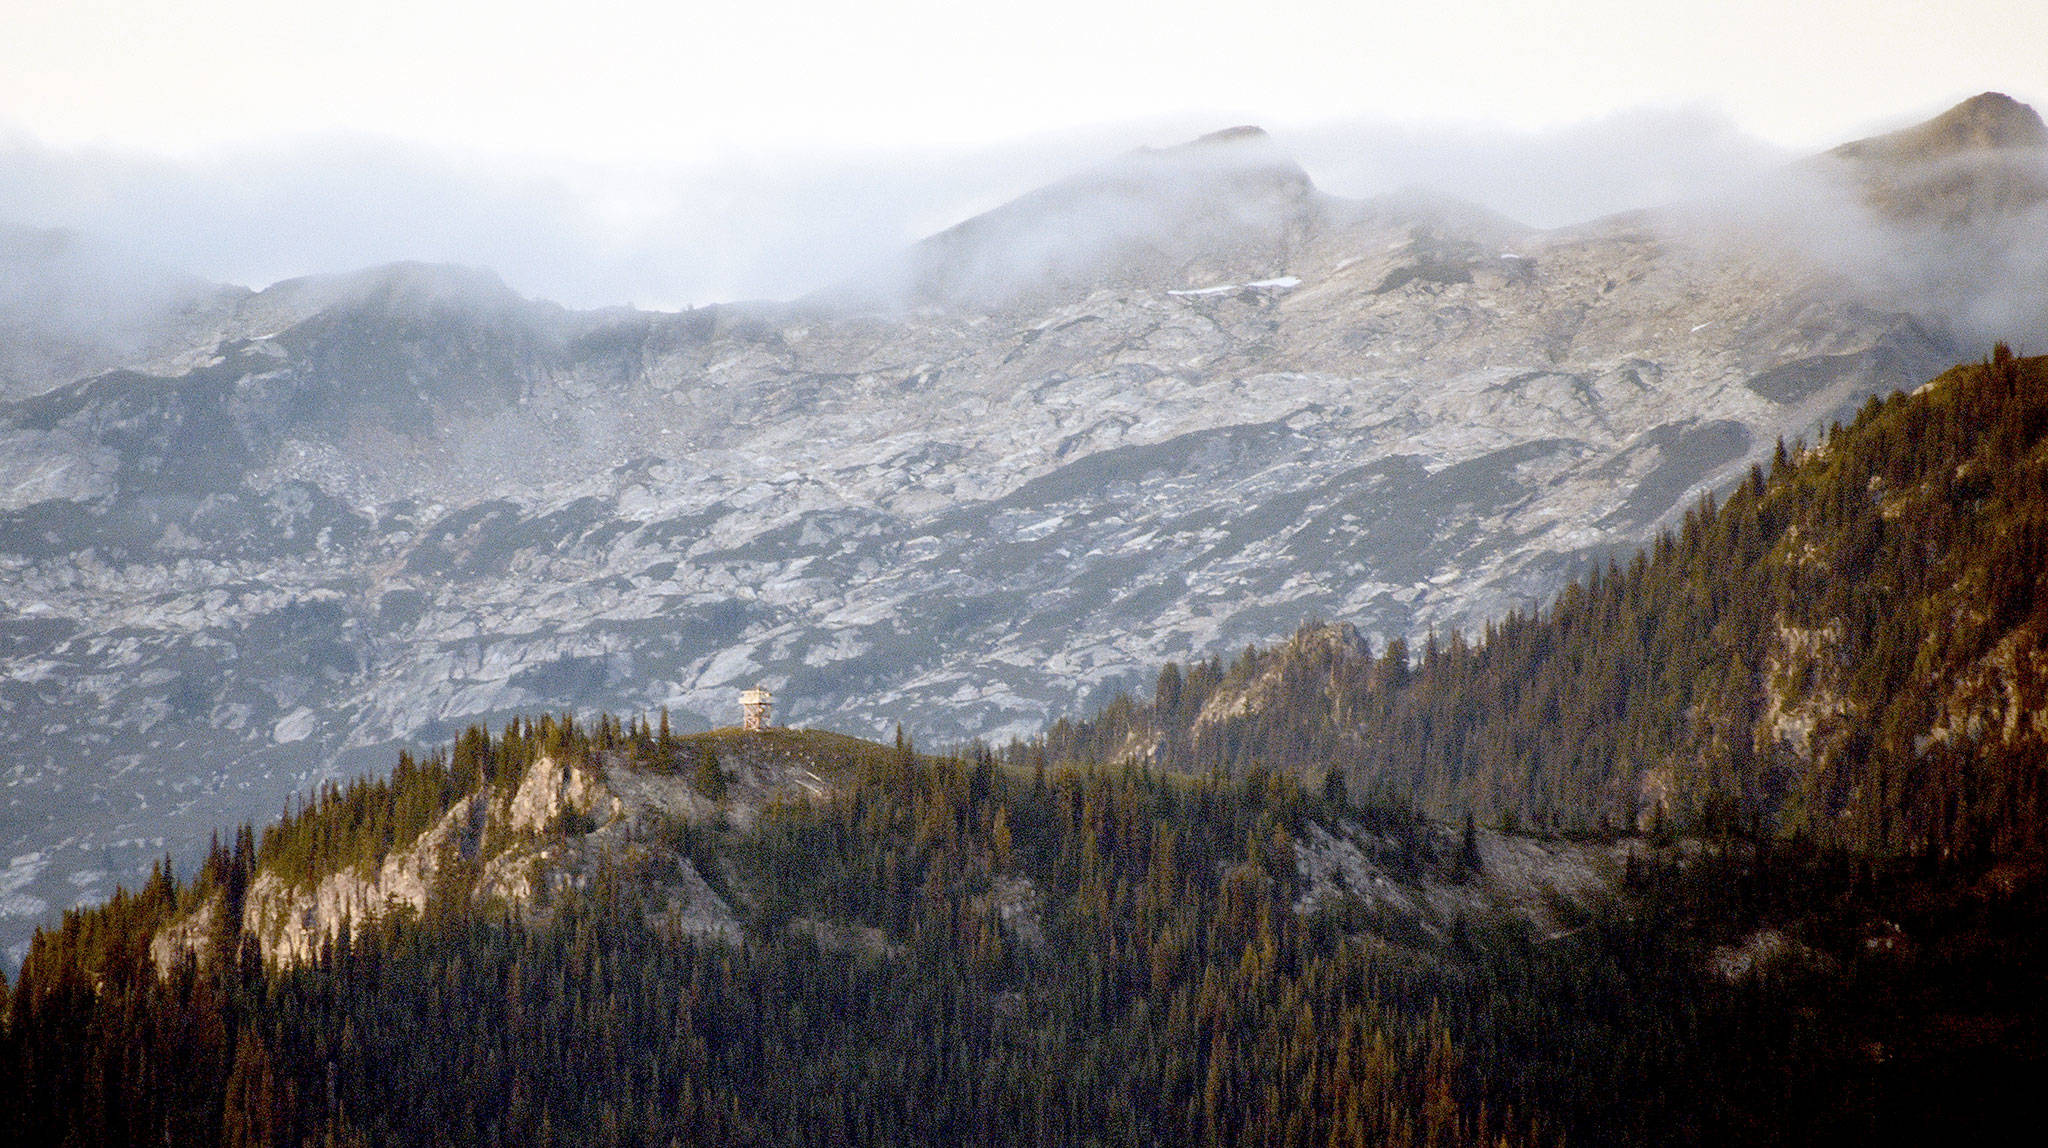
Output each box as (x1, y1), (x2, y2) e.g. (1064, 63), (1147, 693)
(1052, 349), (2048, 855)
(2, 726), (1540, 1147)
(11, 717), (2043, 1147)
(5, 351), (2048, 1146)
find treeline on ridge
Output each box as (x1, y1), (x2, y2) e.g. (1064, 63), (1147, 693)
(16, 715), (2035, 1147)
(1039, 348), (2048, 858)
(0, 728), (1541, 1147)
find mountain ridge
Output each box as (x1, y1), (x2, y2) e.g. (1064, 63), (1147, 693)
(9, 600), (2045, 1145)
(1043, 349), (2048, 859)
(1822, 92), (2048, 230)
(0, 93), (2039, 962)
(1829, 91), (2048, 164)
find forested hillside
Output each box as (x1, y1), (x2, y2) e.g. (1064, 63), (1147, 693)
(1048, 348), (2048, 856)
(8, 716), (2043, 1146)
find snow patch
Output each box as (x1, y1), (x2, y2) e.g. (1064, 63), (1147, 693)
(2, 851), (52, 918)
(1168, 276), (1299, 297)
(273, 707), (318, 744)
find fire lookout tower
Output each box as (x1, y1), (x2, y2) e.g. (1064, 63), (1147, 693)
(739, 687), (774, 732)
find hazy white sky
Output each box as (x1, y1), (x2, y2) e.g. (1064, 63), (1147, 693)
(6, 0), (2043, 159)
(2, 0), (2044, 308)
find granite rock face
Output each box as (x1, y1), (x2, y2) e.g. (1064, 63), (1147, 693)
(5, 102), (2043, 961)
(150, 744), (765, 970)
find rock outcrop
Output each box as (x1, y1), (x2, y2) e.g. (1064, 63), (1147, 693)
(144, 738), (834, 968)
(235, 795), (478, 967)
(1292, 819), (1617, 941)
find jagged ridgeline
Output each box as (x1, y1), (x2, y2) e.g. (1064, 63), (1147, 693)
(1047, 349), (2048, 854)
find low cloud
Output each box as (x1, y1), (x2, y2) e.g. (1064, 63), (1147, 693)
(1281, 106), (1795, 228)
(1293, 107), (2047, 347)
(0, 110), (1803, 309)
(1659, 149), (2048, 347)
(1, 106), (2042, 346)
(0, 128), (1138, 310)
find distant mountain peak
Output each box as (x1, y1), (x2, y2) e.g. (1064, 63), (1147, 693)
(1920, 92), (2047, 150)
(262, 261), (527, 314)
(1820, 92), (2048, 229)
(1191, 125), (1271, 146)
(1164, 124), (1300, 176)
(1121, 123), (1303, 182)
(1831, 91), (2048, 165)
(831, 125), (1318, 311)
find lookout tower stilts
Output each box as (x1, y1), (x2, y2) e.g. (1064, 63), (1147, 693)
(739, 687), (774, 732)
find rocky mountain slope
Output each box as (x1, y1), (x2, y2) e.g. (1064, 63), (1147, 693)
(1047, 350), (2048, 860)
(1, 96), (2042, 960)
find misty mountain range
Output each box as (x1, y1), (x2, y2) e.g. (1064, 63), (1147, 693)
(1, 92), (2044, 963)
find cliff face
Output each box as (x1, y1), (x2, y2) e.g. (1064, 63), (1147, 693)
(231, 795), (480, 968)
(145, 736), (849, 969)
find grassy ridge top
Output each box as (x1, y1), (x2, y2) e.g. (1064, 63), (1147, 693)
(674, 726), (903, 775)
